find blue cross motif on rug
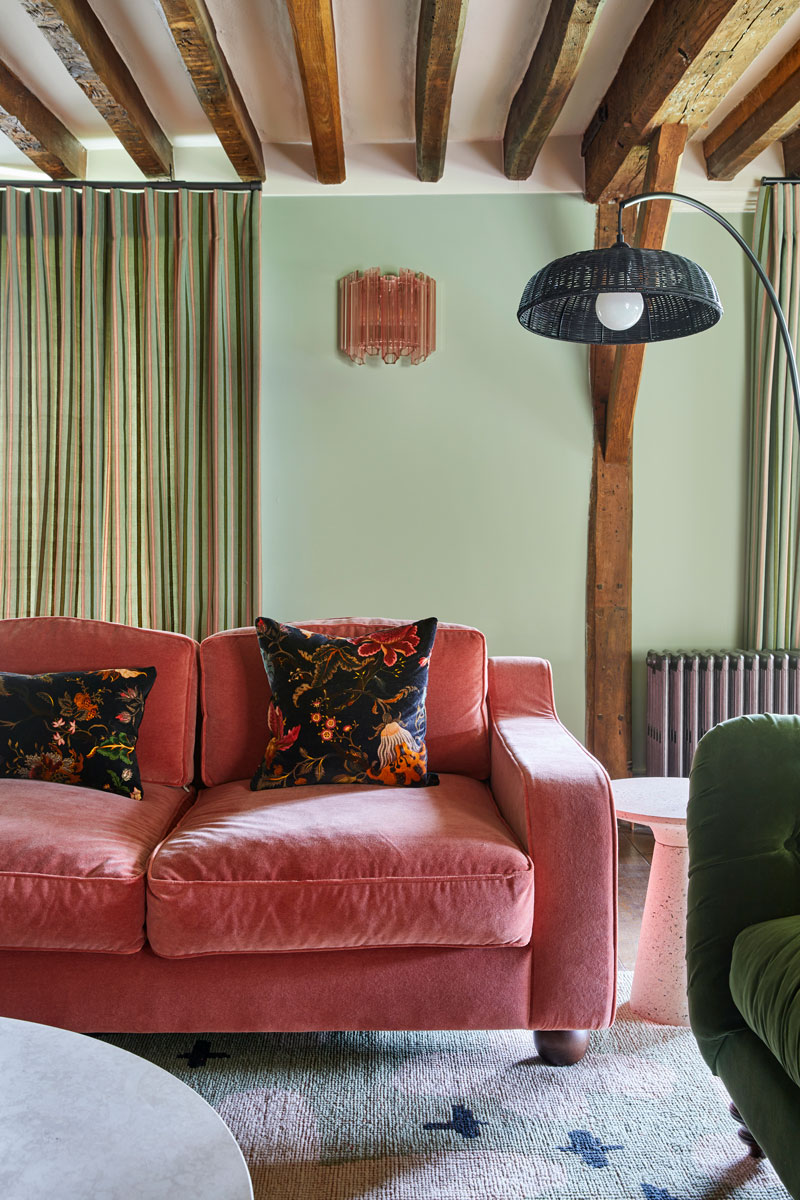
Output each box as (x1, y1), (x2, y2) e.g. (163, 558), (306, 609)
(423, 1105), (488, 1139)
(176, 1039), (230, 1069)
(557, 1129), (625, 1168)
(641, 1187), (679, 1200)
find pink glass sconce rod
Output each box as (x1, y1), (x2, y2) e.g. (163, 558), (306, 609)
(339, 267), (436, 365)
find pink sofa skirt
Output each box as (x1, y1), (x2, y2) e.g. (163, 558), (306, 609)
(0, 944), (537, 1033)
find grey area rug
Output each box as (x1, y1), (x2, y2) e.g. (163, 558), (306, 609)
(100, 974), (788, 1199)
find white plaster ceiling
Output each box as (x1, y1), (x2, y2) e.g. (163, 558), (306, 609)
(0, 0), (799, 197)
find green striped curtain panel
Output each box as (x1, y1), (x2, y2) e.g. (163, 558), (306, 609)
(745, 184), (800, 650)
(0, 185), (260, 641)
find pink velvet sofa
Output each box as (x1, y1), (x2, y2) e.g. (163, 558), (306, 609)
(0, 616), (617, 1065)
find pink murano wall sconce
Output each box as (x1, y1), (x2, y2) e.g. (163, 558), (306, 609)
(339, 267), (436, 365)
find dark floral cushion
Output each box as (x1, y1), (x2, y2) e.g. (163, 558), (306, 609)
(0, 668), (157, 799)
(251, 618), (438, 790)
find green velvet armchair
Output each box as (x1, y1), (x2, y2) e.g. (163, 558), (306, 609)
(687, 713), (800, 1198)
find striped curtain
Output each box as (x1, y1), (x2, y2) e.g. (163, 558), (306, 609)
(745, 183), (800, 650)
(0, 185), (260, 641)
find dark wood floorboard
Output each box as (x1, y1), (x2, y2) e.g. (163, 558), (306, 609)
(617, 820), (654, 971)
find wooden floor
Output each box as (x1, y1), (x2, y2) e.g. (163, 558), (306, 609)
(617, 820), (655, 970)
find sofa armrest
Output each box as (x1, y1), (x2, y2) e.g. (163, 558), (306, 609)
(687, 713), (800, 1073)
(488, 656), (617, 1029)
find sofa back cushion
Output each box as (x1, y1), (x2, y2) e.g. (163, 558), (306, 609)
(200, 618), (490, 787)
(0, 617), (198, 787)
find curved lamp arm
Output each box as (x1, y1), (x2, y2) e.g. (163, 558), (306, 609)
(618, 190), (800, 435)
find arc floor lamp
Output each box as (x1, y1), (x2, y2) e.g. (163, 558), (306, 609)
(517, 188), (800, 433)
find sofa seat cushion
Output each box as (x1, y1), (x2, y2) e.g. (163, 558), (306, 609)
(0, 779), (191, 954)
(146, 774), (534, 957)
(730, 914), (800, 1090)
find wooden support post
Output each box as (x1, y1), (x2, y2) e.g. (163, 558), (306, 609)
(604, 124), (688, 465)
(586, 441), (633, 777)
(585, 124), (686, 777)
(586, 203), (635, 778)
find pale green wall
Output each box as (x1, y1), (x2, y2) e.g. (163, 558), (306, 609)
(261, 194), (751, 769)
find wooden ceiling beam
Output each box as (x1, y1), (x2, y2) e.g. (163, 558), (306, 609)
(0, 55), (86, 178)
(415, 0), (469, 183)
(504, 0), (603, 181)
(284, 0), (345, 185)
(704, 37), (800, 180)
(782, 124), (800, 175)
(20, 0), (171, 178)
(157, 0), (264, 181)
(583, 0), (800, 203)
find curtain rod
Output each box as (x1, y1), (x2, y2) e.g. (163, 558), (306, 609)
(761, 177), (800, 185)
(0, 179), (262, 192)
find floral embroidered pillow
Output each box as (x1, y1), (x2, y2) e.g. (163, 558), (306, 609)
(0, 668), (157, 799)
(251, 618), (438, 790)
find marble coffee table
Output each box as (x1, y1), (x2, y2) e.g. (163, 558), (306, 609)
(613, 775), (691, 1027)
(0, 1016), (253, 1200)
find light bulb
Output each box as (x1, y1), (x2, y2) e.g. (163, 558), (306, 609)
(595, 291), (644, 331)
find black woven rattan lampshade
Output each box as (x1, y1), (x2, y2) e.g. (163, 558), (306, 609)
(517, 241), (723, 345)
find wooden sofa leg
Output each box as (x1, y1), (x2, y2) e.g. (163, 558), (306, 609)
(533, 1029), (590, 1065)
(728, 1102), (765, 1158)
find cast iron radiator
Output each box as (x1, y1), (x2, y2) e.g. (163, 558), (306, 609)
(646, 650), (800, 776)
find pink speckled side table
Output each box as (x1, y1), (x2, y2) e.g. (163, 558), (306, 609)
(613, 776), (691, 1027)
